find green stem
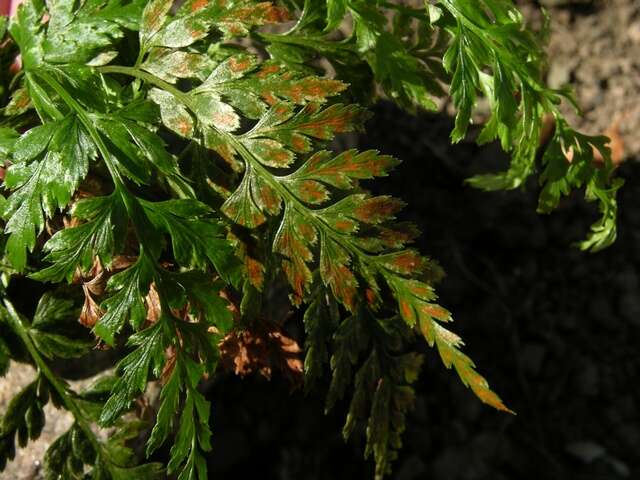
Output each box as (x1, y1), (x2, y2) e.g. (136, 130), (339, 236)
(34, 70), (126, 189)
(134, 44), (148, 69)
(2, 299), (106, 462)
(98, 65), (194, 108)
(25, 72), (65, 122)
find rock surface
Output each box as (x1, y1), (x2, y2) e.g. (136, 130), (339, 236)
(1, 363), (74, 480)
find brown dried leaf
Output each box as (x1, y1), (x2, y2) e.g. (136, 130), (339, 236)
(145, 283), (162, 324)
(79, 288), (103, 328)
(75, 256), (140, 330)
(161, 346), (178, 384)
(218, 323), (303, 387)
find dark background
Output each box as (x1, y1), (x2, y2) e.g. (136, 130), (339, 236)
(203, 104), (640, 480)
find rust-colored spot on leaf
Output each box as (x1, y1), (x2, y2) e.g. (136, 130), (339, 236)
(365, 288), (377, 306)
(271, 149), (292, 165)
(296, 222), (316, 243)
(274, 104), (289, 116)
(294, 179), (329, 205)
(191, 0), (208, 12)
(143, 0), (170, 34)
(290, 134), (308, 152)
(256, 64), (280, 78)
(383, 250), (425, 275)
(408, 282), (432, 299)
(261, 91), (278, 106)
(212, 110), (239, 131)
(263, 4), (290, 23)
(354, 196), (404, 224)
(400, 299), (414, 324)
(275, 223), (313, 263)
(231, 6), (253, 21)
(419, 315), (433, 344)
(330, 264), (357, 311)
(177, 117), (193, 136)
(334, 220), (353, 232)
(228, 56), (252, 73)
(246, 256), (265, 289)
(287, 85), (304, 104)
(379, 224), (419, 248)
(256, 181), (282, 215)
(213, 142), (238, 170)
(283, 257), (310, 302)
(421, 304), (450, 321)
(297, 104), (358, 140)
(15, 94), (29, 109)
(249, 210), (266, 227)
(190, 28), (205, 39)
(470, 379), (513, 413)
(337, 266), (356, 308)
(294, 79), (345, 103)
(227, 24), (244, 36)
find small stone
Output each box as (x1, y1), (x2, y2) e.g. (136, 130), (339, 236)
(565, 441), (606, 464)
(547, 62), (573, 89)
(628, 22), (640, 43)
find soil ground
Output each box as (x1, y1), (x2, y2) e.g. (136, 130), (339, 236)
(520, 0), (640, 160)
(1, 1), (639, 479)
